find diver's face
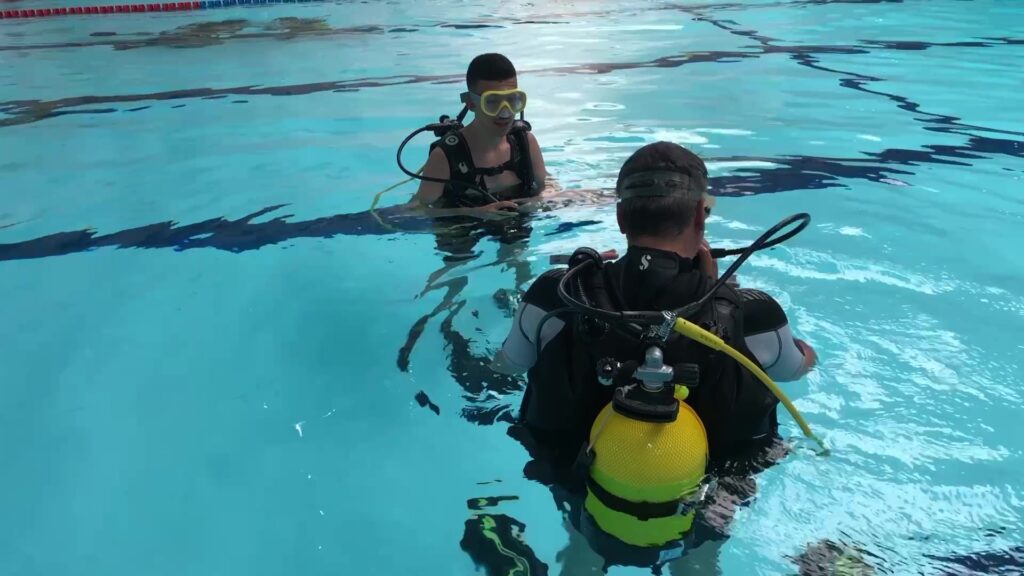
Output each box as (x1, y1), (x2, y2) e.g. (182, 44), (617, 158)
(469, 77), (520, 135)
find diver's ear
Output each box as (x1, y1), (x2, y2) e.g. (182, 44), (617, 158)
(694, 198), (707, 234)
(703, 193), (716, 214)
(616, 203), (626, 234)
(460, 91), (476, 111)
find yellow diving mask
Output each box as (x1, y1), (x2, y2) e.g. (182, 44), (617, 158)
(461, 89), (528, 118)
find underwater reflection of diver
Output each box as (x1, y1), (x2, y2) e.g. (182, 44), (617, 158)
(393, 212), (536, 372)
(461, 496), (550, 576)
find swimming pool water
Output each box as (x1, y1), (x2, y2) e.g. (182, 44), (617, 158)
(2, 1), (1023, 574)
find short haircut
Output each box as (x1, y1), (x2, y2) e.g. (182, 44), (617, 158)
(466, 53), (517, 92)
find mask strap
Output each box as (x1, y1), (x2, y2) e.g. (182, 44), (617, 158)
(617, 170), (705, 200)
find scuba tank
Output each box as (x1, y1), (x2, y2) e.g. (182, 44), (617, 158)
(578, 313), (714, 548)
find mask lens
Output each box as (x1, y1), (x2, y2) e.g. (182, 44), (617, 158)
(481, 90), (527, 116)
(505, 91), (526, 112)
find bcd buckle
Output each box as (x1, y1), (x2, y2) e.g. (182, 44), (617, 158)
(572, 442), (595, 481)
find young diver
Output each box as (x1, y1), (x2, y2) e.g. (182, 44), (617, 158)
(396, 53), (551, 373)
(490, 141), (817, 573)
(407, 52), (548, 217)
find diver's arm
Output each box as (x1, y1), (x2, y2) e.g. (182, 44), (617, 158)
(491, 301), (565, 375)
(490, 303), (536, 375)
(490, 271), (566, 375)
(740, 289), (817, 382)
(407, 146), (448, 208)
(745, 323), (816, 382)
(526, 132), (549, 194)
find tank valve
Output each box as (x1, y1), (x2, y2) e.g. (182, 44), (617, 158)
(635, 346), (675, 392)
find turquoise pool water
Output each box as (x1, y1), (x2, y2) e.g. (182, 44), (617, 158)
(3, 1), (1024, 574)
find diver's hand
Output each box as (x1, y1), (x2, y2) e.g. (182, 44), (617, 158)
(795, 339), (818, 375)
(698, 239), (718, 281)
(474, 201), (520, 220)
(508, 196), (544, 214)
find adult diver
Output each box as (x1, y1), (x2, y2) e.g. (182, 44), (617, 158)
(477, 141), (821, 574)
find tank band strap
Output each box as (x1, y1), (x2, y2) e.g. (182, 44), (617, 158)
(585, 476), (700, 521)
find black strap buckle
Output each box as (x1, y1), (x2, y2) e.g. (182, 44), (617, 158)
(572, 442), (595, 484)
(586, 475), (715, 521)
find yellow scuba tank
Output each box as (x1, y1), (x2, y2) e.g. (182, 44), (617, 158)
(582, 345), (711, 548)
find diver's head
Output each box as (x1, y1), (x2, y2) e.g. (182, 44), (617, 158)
(615, 142), (712, 258)
(462, 53), (526, 136)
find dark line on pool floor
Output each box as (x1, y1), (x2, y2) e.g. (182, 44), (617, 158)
(2, 36), (1021, 128)
(792, 51), (1024, 138)
(3, 127), (1022, 264)
(689, 12), (1024, 140)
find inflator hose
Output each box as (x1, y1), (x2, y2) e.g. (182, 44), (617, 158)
(396, 124), (500, 205)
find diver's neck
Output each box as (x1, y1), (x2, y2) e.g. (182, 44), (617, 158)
(463, 119), (507, 149)
(626, 234), (700, 261)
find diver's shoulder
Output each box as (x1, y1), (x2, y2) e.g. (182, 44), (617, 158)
(431, 128), (467, 150)
(529, 268), (566, 292)
(736, 287), (789, 334)
(427, 142), (450, 161)
(522, 268), (567, 311)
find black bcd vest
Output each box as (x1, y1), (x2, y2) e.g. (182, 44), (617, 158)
(518, 249), (780, 465)
(429, 120), (540, 209)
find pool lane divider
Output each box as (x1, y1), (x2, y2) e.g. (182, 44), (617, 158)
(2, 0), (325, 19)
